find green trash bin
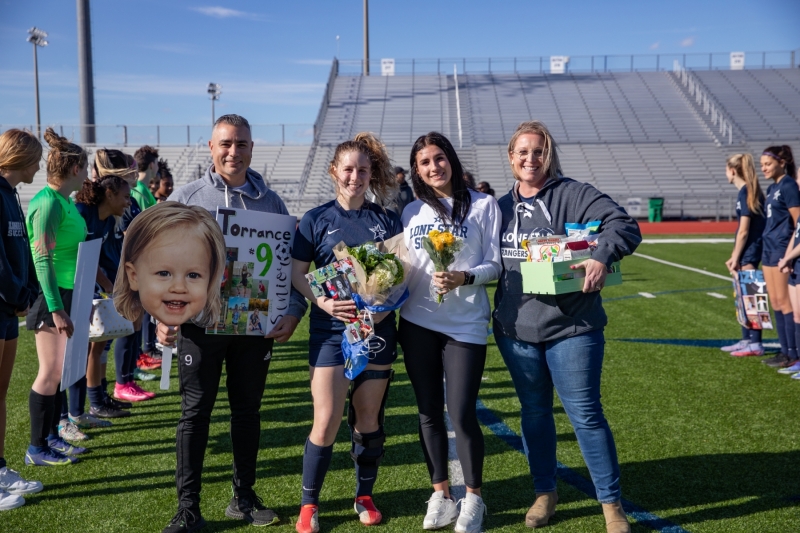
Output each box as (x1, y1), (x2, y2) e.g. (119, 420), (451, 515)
(648, 197), (664, 222)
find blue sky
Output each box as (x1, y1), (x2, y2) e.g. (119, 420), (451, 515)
(1, 0), (798, 137)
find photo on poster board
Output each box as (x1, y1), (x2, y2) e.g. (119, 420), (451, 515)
(206, 207), (295, 336)
(733, 270), (772, 330)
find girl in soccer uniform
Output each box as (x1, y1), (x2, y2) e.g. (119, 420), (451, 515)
(721, 153), (766, 357)
(25, 129), (91, 465)
(760, 145), (800, 369)
(399, 132), (501, 533)
(0, 130), (44, 508)
(291, 133), (401, 533)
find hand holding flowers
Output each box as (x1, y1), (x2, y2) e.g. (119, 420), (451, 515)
(421, 229), (465, 303)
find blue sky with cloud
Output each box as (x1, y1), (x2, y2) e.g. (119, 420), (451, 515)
(1, 0), (798, 132)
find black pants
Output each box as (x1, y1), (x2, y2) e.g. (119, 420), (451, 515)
(175, 323), (274, 509)
(398, 318), (486, 489)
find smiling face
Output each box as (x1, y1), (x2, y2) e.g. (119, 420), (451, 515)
(415, 144), (453, 198)
(209, 124), (253, 184)
(105, 182), (132, 217)
(760, 155), (785, 181)
(157, 175), (173, 198)
(332, 150), (371, 203)
(509, 133), (547, 191)
(124, 227), (212, 326)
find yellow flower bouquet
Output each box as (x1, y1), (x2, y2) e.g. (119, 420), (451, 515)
(421, 229), (464, 303)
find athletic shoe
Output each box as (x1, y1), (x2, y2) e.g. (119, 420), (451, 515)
(762, 353), (789, 366)
(47, 436), (88, 456)
(106, 395), (132, 410)
(225, 493), (279, 526)
(455, 493), (486, 533)
(0, 467), (43, 495)
(295, 504), (319, 533)
(423, 491), (458, 530)
(162, 507), (206, 533)
(134, 368), (158, 381)
(792, 372), (800, 380)
(778, 360), (800, 374)
(775, 356), (799, 369)
(0, 488), (24, 511)
(137, 354), (162, 370)
(731, 345), (765, 357)
(90, 404), (131, 418)
(146, 347), (163, 361)
(58, 419), (88, 442)
(24, 447), (78, 466)
(129, 381), (156, 399)
(354, 495), (382, 525)
(69, 413), (112, 429)
(721, 340), (748, 352)
(114, 382), (152, 402)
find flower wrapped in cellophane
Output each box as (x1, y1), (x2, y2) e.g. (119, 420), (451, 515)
(421, 229), (464, 303)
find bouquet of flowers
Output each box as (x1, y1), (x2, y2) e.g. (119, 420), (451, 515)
(421, 229), (465, 303)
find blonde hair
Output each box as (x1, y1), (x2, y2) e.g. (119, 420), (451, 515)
(114, 202), (226, 327)
(43, 128), (88, 184)
(328, 132), (399, 208)
(727, 153), (763, 215)
(94, 148), (135, 179)
(507, 120), (561, 182)
(0, 129), (42, 172)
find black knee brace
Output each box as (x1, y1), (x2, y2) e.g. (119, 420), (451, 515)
(348, 369), (394, 467)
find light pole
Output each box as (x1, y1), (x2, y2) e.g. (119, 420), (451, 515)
(27, 27), (48, 139)
(336, 35), (340, 58)
(363, 0), (369, 75)
(208, 83), (222, 125)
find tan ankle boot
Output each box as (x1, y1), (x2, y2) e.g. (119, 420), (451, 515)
(525, 491), (557, 528)
(602, 501), (631, 533)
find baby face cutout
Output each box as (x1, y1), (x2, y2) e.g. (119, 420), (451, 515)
(124, 227), (212, 326)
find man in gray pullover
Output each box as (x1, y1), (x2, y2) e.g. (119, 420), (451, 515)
(160, 114), (307, 533)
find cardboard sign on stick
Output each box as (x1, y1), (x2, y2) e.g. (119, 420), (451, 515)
(61, 239), (102, 391)
(208, 207), (296, 336)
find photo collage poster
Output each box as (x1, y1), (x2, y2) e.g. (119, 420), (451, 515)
(207, 207), (296, 336)
(733, 269), (773, 330)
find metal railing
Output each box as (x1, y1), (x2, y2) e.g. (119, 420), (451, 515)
(672, 61), (735, 144)
(0, 123), (314, 147)
(618, 193), (739, 221)
(336, 49), (799, 76)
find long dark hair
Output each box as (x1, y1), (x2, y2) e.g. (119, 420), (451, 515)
(763, 145), (797, 179)
(409, 132), (471, 228)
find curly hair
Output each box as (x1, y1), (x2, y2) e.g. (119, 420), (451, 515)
(75, 175), (130, 206)
(328, 132), (398, 208)
(43, 128), (88, 184)
(133, 145), (159, 172)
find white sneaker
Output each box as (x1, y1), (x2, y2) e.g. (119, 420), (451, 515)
(720, 340), (747, 352)
(0, 488), (25, 511)
(455, 493), (486, 533)
(423, 490), (458, 530)
(0, 467), (43, 495)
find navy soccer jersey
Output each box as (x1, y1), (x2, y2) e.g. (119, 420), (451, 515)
(735, 186), (766, 266)
(293, 200), (403, 333)
(762, 176), (800, 266)
(99, 197), (142, 283)
(75, 203), (115, 244)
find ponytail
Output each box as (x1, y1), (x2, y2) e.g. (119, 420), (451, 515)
(75, 174), (129, 206)
(43, 128), (87, 184)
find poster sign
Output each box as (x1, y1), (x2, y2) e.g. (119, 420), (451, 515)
(733, 270), (772, 330)
(550, 55), (569, 74)
(730, 52), (745, 70)
(61, 239), (102, 390)
(381, 58), (395, 76)
(626, 197), (643, 217)
(207, 207), (295, 336)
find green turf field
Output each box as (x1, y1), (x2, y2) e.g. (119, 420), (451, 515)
(3, 241), (799, 532)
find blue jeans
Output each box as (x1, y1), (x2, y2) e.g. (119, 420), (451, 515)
(495, 330), (621, 503)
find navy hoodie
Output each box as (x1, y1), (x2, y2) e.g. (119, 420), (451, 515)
(0, 177), (38, 318)
(494, 178), (641, 343)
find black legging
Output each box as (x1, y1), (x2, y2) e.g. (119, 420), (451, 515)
(398, 317), (486, 489)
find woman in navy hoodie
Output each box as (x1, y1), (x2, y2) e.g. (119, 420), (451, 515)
(0, 129), (44, 509)
(493, 121), (641, 533)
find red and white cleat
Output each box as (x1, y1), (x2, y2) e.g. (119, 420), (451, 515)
(355, 496), (382, 526)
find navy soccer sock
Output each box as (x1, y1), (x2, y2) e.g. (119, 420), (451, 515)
(774, 310), (787, 354)
(301, 438), (333, 505)
(88, 385), (105, 409)
(750, 327), (763, 344)
(741, 326), (750, 341)
(354, 430), (383, 497)
(785, 312), (798, 360)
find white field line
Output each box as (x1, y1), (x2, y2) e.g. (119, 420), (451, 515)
(707, 292), (727, 299)
(641, 238), (734, 244)
(633, 253), (733, 282)
(638, 292), (657, 298)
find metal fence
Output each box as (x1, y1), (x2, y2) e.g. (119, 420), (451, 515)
(616, 194), (739, 221)
(337, 49), (799, 76)
(0, 123), (314, 147)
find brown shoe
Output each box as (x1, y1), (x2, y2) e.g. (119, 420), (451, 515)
(602, 501), (631, 533)
(525, 491), (557, 528)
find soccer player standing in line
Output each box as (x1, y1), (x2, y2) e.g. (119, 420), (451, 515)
(493, 121), (641, 533)
(290, 133), (401, 533)
(158, 114), (307, 533)
(0, 129), (44, 509)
